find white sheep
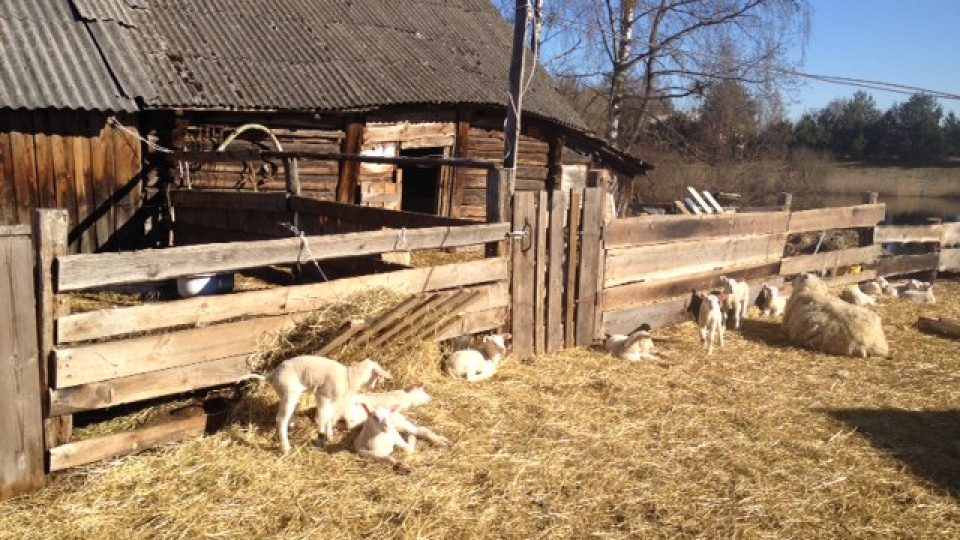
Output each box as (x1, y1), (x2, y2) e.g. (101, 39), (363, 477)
(337, 383), (433, 430)
(444, 333), (511, 382)
(353, 405), (414, 470)
(604, 324), (659, 361)
(782, 273), (889, 358)
(841, 284), (877, 306)
(696, 291), (725, 355)
(720, 276), (750, 329)
(859, 280), (883, 297)
(268, 356), (391, 454)
(757, 283), (787, 317)
(901, 286), (936, 304)
(343, 398), (450, 450)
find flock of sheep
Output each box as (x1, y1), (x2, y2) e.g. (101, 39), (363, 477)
(254, 272), (932, 469)
(611, 273), (935, 362)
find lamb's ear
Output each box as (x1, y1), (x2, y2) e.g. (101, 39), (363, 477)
(502, 333), (512, 340)
(376, 367), (393, 380)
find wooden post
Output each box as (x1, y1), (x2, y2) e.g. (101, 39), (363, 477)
(485, 167), (509, 257)
(575, 188), (604, 346)
(546, 190), (567, 353)
(564, 190), (582, 348)
(777, 192), (793, 211)
(928, 217), (943, 283)
(533, 191), (548, 354)
(0, 227), (45, 500)
(503, 0), (530, 187)
(451, 108), (472, 218)
(546, 136), (564, 192)
(859, 191), (880, 248)
(32, 209), (72, 451)
(285, 156), (301, 230)
(337, 118), (364, 203)
(511, 191), (537, 359)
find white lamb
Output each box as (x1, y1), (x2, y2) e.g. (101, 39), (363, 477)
(841, 284), (877, 306)
(444, 333), (511, 382)
(782, 273), (889, 358)
(336, 383), (433, 430)
(696, 291), (725, 355)
(757, 283), (787, 317)
(353, 404), (450, 473)
(604, 324), (659, 361)
(859, 279), (884, 297)
(901, 286), (936, 304)
(268, 356), (391, 454)
(720, 276), (750, 329)
(343, 399), (450, 450)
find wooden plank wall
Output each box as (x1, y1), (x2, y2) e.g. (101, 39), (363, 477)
(600, 204), (889, 337)
(0, 226), (44, 501)
(0, 111), (143, 253)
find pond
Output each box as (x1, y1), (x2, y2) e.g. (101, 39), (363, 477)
(794, 194), (960, 225)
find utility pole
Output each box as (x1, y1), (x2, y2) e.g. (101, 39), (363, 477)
(504, 1), (531, 192)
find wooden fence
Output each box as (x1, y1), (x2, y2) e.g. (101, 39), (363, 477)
(6, 157), (960, 500)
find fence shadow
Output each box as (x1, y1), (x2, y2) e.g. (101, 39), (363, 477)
(822, 408), (960, 497)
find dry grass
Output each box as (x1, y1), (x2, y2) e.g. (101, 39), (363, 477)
(3, 282), (960, 539)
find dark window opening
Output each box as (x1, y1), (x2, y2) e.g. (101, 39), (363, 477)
(399, 147), (443, 215)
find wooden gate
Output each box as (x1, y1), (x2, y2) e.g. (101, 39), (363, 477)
(509, 187), (604, 359)
(0, 225), (44, 500)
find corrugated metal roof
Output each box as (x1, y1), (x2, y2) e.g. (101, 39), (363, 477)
(119, 0), (585, 128)
(0, 0), (137, 111)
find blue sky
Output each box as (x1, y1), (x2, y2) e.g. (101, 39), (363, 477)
(789, 0), (960, 119)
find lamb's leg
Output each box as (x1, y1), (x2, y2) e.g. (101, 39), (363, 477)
(315, 395), (337, 444)
(718, 325), (726, 349)
(276, 386), (304, 454)
(706, 326), (715, 355)
(357, 448), (410, 474)
(394, 415), (450, 447)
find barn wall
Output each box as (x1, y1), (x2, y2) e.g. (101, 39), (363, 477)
(0, 110), (144, 253)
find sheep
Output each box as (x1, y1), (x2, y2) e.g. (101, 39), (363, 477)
(719, 276), (750, 329)
(841, 284), (877, 307)
(756, 283), (787, 317)
(268, 356), (392, 454)
(904, 279), (932, 292)
(604, 323), (659, 361)
(353, 405), (413, 470)
(782, 273), (889, 358)
(444, 333), (511, 382)
(901, 286), (936, 304)
(696, 291), (725, 355)
(337, 383), (432, 430)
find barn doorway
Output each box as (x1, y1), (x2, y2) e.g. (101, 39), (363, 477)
(399, 147), (443, 215)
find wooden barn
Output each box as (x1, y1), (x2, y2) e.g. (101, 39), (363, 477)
(0, 0), (648, 251)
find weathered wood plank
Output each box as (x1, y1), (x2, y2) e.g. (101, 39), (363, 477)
(546, 190), (566, 352)
(786, 204), (885, 234)
(606, 211), (789, 248)
(939, 248), (960, 271)
(511, 191), (537, 359)
(0, 235), (44, 500)
(0, 114), (17, 226)
(604, 233), (787, 288)
(57, 257), (508, 343)
(33, 210), (72, 448)
(575, 188), (604, 346)
(877, 253), (941, 277)
(603, 262), (782, 312)
(564, 190), (582, 348)
(433, 306), (509, 341)
(0, 225), (30, 236)
(170, 190), (289, 213)
(337, 119), (364, 203)
(534, 191), (548, 354)
(49, 406), (220, 472)
(779, 245), (882, 276)
(9, 113), (37, 225)
(50, 355), (252, 415)
(874, 224), (944, 244)
(57, 222), (509, 291)
(54, 315), (299, 388)
(291, 196), (473, 228)
(601, 295), (692, 336)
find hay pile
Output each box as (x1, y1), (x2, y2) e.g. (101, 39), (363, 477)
(2, 283), (959, 539)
